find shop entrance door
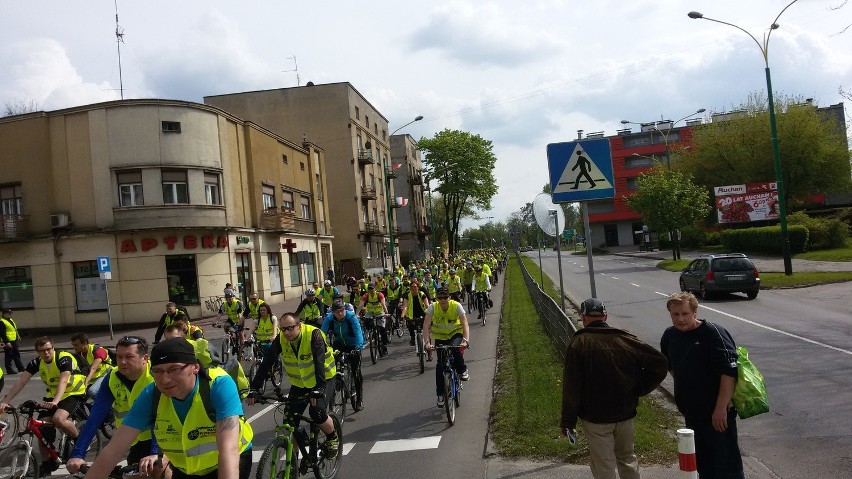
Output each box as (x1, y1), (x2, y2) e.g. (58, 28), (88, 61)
(235, 253), (252, 304)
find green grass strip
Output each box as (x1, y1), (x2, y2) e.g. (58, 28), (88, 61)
(491, 256), (679, 463)
(760, 271), (852, 288)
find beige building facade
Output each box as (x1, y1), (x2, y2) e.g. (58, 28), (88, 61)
(0, 99), (333, 330)
(205, 82), (399, 277)
(390, 133), (431, 264)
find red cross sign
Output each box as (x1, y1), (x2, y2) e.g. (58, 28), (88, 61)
(282, 239), (298, 253)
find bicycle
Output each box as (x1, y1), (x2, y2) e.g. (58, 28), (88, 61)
(253, 389), (343, 479)
(432, 345), (465, 426)
(361, 313), (386, 364)
(475, 291), (489, 325)
(389, 305), (404, 339)
(329, 349), (360, 418)
(409, 315), (427, 375)
(466, 287), (475, 314)
(246, 336), (285, 394)
(214, 322), (243, 363)
(0, 400), (102, 478)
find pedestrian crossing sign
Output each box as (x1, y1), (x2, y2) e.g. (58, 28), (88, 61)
(547, 138), (615, 203)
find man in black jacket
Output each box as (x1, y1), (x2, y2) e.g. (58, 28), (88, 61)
(560, 298), (668, 479)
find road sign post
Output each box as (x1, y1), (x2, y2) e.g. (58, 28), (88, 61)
(97, 256), (115, 340)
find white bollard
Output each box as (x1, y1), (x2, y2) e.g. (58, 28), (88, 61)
(677, 428), (698, 478)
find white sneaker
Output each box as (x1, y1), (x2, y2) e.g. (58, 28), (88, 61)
(437, 395), (445, 407)
(461, 370), (470, 381)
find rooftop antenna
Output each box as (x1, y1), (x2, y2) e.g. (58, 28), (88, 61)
(114, 0), (125, 99)
(282, 56), (300, 86)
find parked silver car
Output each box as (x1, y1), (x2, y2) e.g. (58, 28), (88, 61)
(679, 253), (760, 300)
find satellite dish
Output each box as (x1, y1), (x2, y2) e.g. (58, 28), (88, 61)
(532, 193), (565, 237)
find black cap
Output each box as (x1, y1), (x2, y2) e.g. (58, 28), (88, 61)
(332, 301), (346, 311)
(150, 338), (198, 366)
(580, 298), (606, 316)
(368, 283), (375, 289)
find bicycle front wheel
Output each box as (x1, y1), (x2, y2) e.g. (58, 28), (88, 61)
(368, 331), (378, 365)
(221, 336), (231, 363)
(0, 442), (38, 479)
(330, 374), (348, 419)
(315, 413), (343, 479)
(0, 410), (21, 449)
(444, 371), (455, 426)
(416, 333), (425, 375)
(270, 357), (284, 389)
(256, 437), (295, 479)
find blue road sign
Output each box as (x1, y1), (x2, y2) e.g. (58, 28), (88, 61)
(97, 256), (111, 273)
(547, 138), (615, 203)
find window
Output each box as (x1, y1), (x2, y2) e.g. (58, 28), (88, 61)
(1, 183), (23, 214)
(281, 190), (294, 210)
(373, 207), (379, 226)
(0, 266), (33, 309)
(380, 209), (385, 227)
(289, 253), (301, 286)
(268, 254), (282, 293)
(162, 121), (181, 133)
(362, 205), (369, 224)
(624, 155), (655, 169)
(166, 255), (199, 304)
(262, 185), (276, 210)
(355, 106), (360, 120)
(626, 177), (638, 190)
(162, 170), (188, 204)
(374, 124), (378, 135)
(369, 173), (375, 189)
(300, 162), (305, 171)
(305, 253), (316, 283)
(365, 115), (369, 127)
(300, 195), (311, 219)
(315, 174), (323, 200)
(73, 261), (107, 311)
(282, 154), (288, 165)
(365, 241), (372, 259)
(204, 172), (221, 205)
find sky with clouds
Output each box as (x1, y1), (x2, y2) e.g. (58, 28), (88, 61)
(1, 0), (850, 229)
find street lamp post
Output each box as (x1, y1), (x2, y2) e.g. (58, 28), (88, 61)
(385, 115), (424, 272)
(688, 3), (796, 276)
(621, 108), (705, 260)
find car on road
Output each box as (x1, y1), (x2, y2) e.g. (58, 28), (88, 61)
(679, 253), (760, 300)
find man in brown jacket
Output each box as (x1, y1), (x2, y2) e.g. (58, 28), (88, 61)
(560, 298), (668, 479)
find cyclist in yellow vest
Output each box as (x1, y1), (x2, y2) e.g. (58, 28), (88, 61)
(66, 335), (161, 476)
(424, 288), (471, 407)
(242, 291), (266, 333)
(296, 289), (325, 327)
(1, 336), (87, 475)
(472, 265), (493, 319)
(385, 277), (403, 322)
(70, 332), (113, 399)
(84, 338), (254, 478)
(359, 283), (389, 351)
(253, 303), (280, 362)
(218, 290), (244, 354)
(248, 314), (340, 458)
(0, 308), (26, 373)
(446, 269), (464, 302)
(155, 302), (191, 343)
(400, 282), (431, 351)
(423, 271), (439, 301)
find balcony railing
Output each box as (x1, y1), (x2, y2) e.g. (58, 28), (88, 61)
(408, 174), (423, 185)
(385, 168), (398, 179)
(361, 186), (377, 200)
(357, 149), (374, 165)
(260, 208), (297, 231)
(0, 214), (29, 240)
(363, 222), (381, 235)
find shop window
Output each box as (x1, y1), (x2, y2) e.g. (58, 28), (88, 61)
(289, 253), (301, 286)
(165, 255), (199, 304)
(0, 266), (33, 309)
(162, 170), (188, 204)
(268, 253), (282, 293)
(73, 260), (107, 311)
(204, 172), (221, 205)
(305, 253), (316, 283)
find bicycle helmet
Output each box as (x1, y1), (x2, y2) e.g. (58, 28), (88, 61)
(305, 289), (315, 296)
(324, 279), (332, 286)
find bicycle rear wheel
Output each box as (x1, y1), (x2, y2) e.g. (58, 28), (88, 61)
(0, 442), (38, 479)
(454, 375), (462, 408)
(444, 371), (455, 426)
(221, 335), (231, 363)
(349, 367), (360, 410)
(256, 436), (295, 479)
(394, 314), (403, 338)
(315, 413), (343, 479)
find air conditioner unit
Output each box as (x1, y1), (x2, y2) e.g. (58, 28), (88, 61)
(50, 213), (70, 228)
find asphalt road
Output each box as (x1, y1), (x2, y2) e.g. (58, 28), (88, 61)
(526, 249), (852, 479)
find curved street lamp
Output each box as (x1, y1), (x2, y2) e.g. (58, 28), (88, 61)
(688, 2), (796, 275)
(385, 115), (423, 272)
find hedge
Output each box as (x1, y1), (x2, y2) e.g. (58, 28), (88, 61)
(787, 212), (849, 250)
(720, 225), (809, 254)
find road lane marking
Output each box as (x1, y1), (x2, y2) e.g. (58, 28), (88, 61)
(247, 404), (277, 423)
(630, 283), (641, 288)
(369, 436), (442, 453)
(612, 277), (619, 280)
(653, 292), (852, 356)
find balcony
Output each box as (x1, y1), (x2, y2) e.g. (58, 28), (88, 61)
(357, 149), (374, 165)
(408, 174), (423, 185)
(363, 222), (381, 236)
(260, 208), (296, 231)
(0, 214), (29, 240)
(385, 168), (398, 179)
(360, 186), (377, 200)
(294, 217), (317, 235)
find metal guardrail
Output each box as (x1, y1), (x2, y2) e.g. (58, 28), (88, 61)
(514, 252), (577, 360)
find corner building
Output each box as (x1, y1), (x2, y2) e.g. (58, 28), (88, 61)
(0, 99), (333, 329)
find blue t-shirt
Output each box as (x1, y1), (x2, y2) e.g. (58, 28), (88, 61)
(123, 373), (244, 431)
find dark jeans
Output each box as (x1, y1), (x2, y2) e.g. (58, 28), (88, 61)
(684, 407), (744, 479)
(3, 340), (25, 372)
(169, 448), (252, 479)
(434, 335), (467, 396)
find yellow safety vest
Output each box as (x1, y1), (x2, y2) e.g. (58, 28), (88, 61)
(430, 300), (464, 340)
(319, 287), (337, 307)
(255, 315), (276, 341)
(154, 368), (253, 476)
(386, 285), (401, 301)
(299, 301), (322, 321)
(482, 263), (492, 277)
(279, 324), (335, 389)
(108, 364), (154, 445)
(447, 276), (462, 293)
(405, 291), (428, 319)
(424, 279), (437, 299)
(474, 272), (490, 292)
(163, 311), (189, 328)
(185, 325), (204, 340)
(247, 300), (265, 319)
(38, 351), (86, 400)
(82, 344), (113, 379)
(365, 291), (384, 314)
(1, 317), (18, 341)
(223, 300), (242, 323)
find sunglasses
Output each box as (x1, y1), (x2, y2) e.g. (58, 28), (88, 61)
(437, 296), (450, 300)
(119, 336), (142, 344)
(281, 324), (299, 332)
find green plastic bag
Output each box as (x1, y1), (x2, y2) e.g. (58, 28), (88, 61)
(732, 346), (769, 419)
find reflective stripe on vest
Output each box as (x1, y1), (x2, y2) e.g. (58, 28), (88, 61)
(279, 324), (335, 388)
(154, 368), (253, 476)
(38, 351), (86, 400)
(108, 364), (154, 445)
(431, 300), (463, 340)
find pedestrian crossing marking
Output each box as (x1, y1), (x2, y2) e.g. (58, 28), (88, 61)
(553, 143), (613, 194)
(369, 436), (442, 453)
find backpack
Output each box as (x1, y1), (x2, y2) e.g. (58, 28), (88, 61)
(177, 305), (191, 322)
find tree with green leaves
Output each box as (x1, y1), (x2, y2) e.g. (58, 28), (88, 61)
(418, 129), (499, 255)
(625, 166), (711, 260)
(675, 94), (851, 207)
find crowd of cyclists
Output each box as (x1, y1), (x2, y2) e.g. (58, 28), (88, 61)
(0, 248), (506, 478)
